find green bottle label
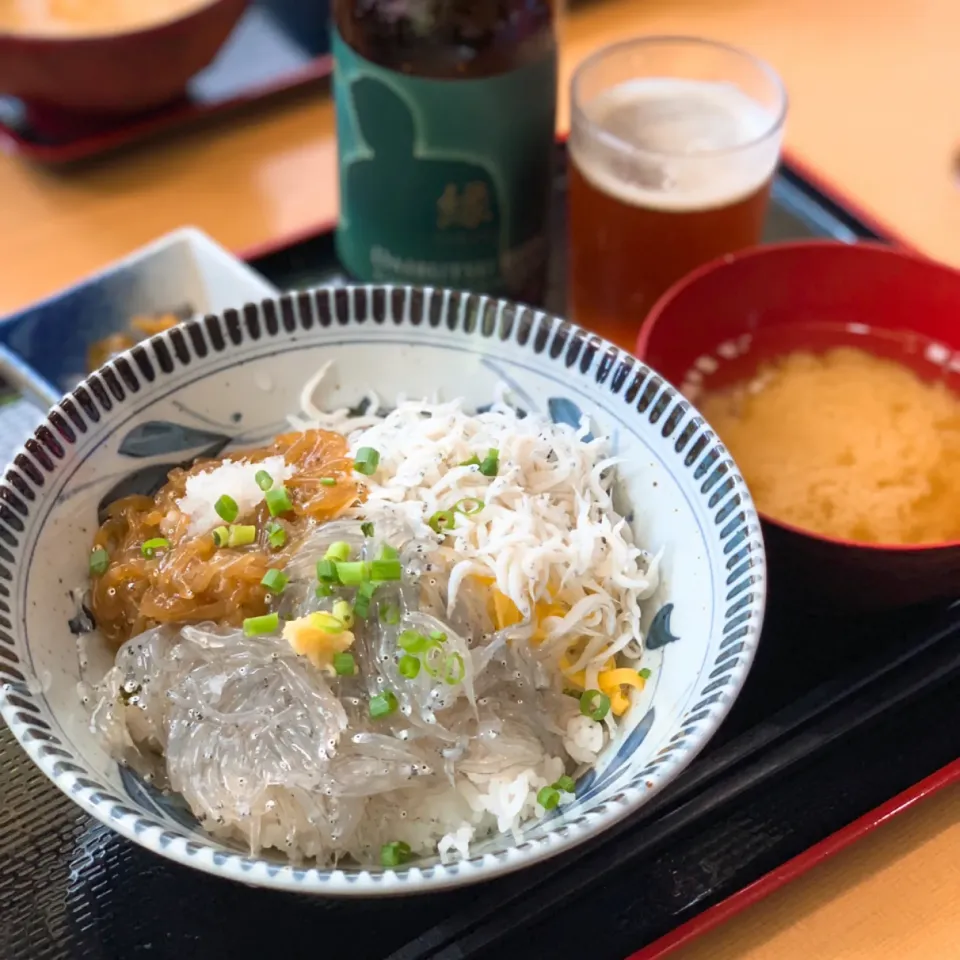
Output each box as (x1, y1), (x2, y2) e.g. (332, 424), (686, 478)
(333, 28), (557, 301)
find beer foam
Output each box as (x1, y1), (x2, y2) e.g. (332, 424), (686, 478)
(571, 78), (781, 213)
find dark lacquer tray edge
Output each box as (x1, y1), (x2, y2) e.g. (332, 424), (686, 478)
(626, 757), (960, 960)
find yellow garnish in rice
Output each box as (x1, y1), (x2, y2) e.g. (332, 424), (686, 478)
(490, 586), (646, 716)
(491, 589), (522, 631)
(559, 653), (645, 716)
(598, 667), (646, 716)
(491, 588), (566, 643)
(283, 612), (355, 673)
(559, 649), (615, 688)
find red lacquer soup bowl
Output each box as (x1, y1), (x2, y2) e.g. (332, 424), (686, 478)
(0, 0), (248, 121)
(636, 240), (960, 611)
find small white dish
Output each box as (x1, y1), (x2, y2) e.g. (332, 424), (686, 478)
(0, 286), (765, 894)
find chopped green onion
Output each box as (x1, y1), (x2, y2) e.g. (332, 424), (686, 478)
(354, 446), (380, 476)
(254, 470), (273, 491)
(398, 630), (427, 653)
(319, 477), (337, 487)
(264, 486), (293, 517)
(370, 559), (402, 582)
(380, 840), (411, 867)
(422, 640), (444, 677)
(554, 775), (576, 793)
(428, 510), (456, 535)
(376, 543), (399, 561)
(333, 652), (356, 676)
(454, 497), (485, 516)
(398, 654), (421, 679)
(266, 521), (286, 549)
(260, 568), (289, 594)
(214, 494), (239, 523)
(459, 455), (481, 467)
(381, 602), (401, 625)
(336, 561), (369, 586)
(369, 690), (398, 719)
(429, 630), (447, 643)
(353, 595), (371, 619)
(580, 689), (611, 722)
(89, 548), (110, 576)
(354, 581), (378, 619)
(315, 583), (333, 598)
(443, 652), (465, 685)
(243, 612), (279, 636)
(211, 525), (230, 547)
(227, 524), (257, 548)
(638, 668), (652, 680)
(325, 541), (352, 563)
(316, 558), (339, 582)
(333, 599), (354, 627)
(141, 537), (170, 558)
(537, 786), (560, 811)
(360, 521), (375, 537)
(479, 448), (499, 477)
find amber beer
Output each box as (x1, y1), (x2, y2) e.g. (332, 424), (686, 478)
(568, 41), (786, 351)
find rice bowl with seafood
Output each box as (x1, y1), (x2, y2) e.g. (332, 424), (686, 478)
(83, 369), (662, 867)
(0, 287), (764, 893)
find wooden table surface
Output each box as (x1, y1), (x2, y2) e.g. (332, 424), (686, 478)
(0, 0), (958, 956)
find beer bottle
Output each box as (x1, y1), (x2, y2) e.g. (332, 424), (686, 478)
(332, 0), (558, 304)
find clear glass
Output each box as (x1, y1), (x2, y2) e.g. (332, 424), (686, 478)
(567, 36), (787, 351)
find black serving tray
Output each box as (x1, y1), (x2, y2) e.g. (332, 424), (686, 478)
(0, 149), (957, 960)
(245, 144), (887, 300)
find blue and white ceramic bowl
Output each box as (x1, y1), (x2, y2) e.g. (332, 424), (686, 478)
(0, 287), (765, 894)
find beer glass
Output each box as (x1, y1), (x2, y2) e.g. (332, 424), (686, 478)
(568, 37), (787, 351)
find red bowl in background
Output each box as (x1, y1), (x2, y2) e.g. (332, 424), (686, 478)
(0, 0), (248, 123)
(636, 240), (960, 611)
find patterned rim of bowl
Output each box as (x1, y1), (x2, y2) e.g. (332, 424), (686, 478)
(0, 286), (766, 895)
